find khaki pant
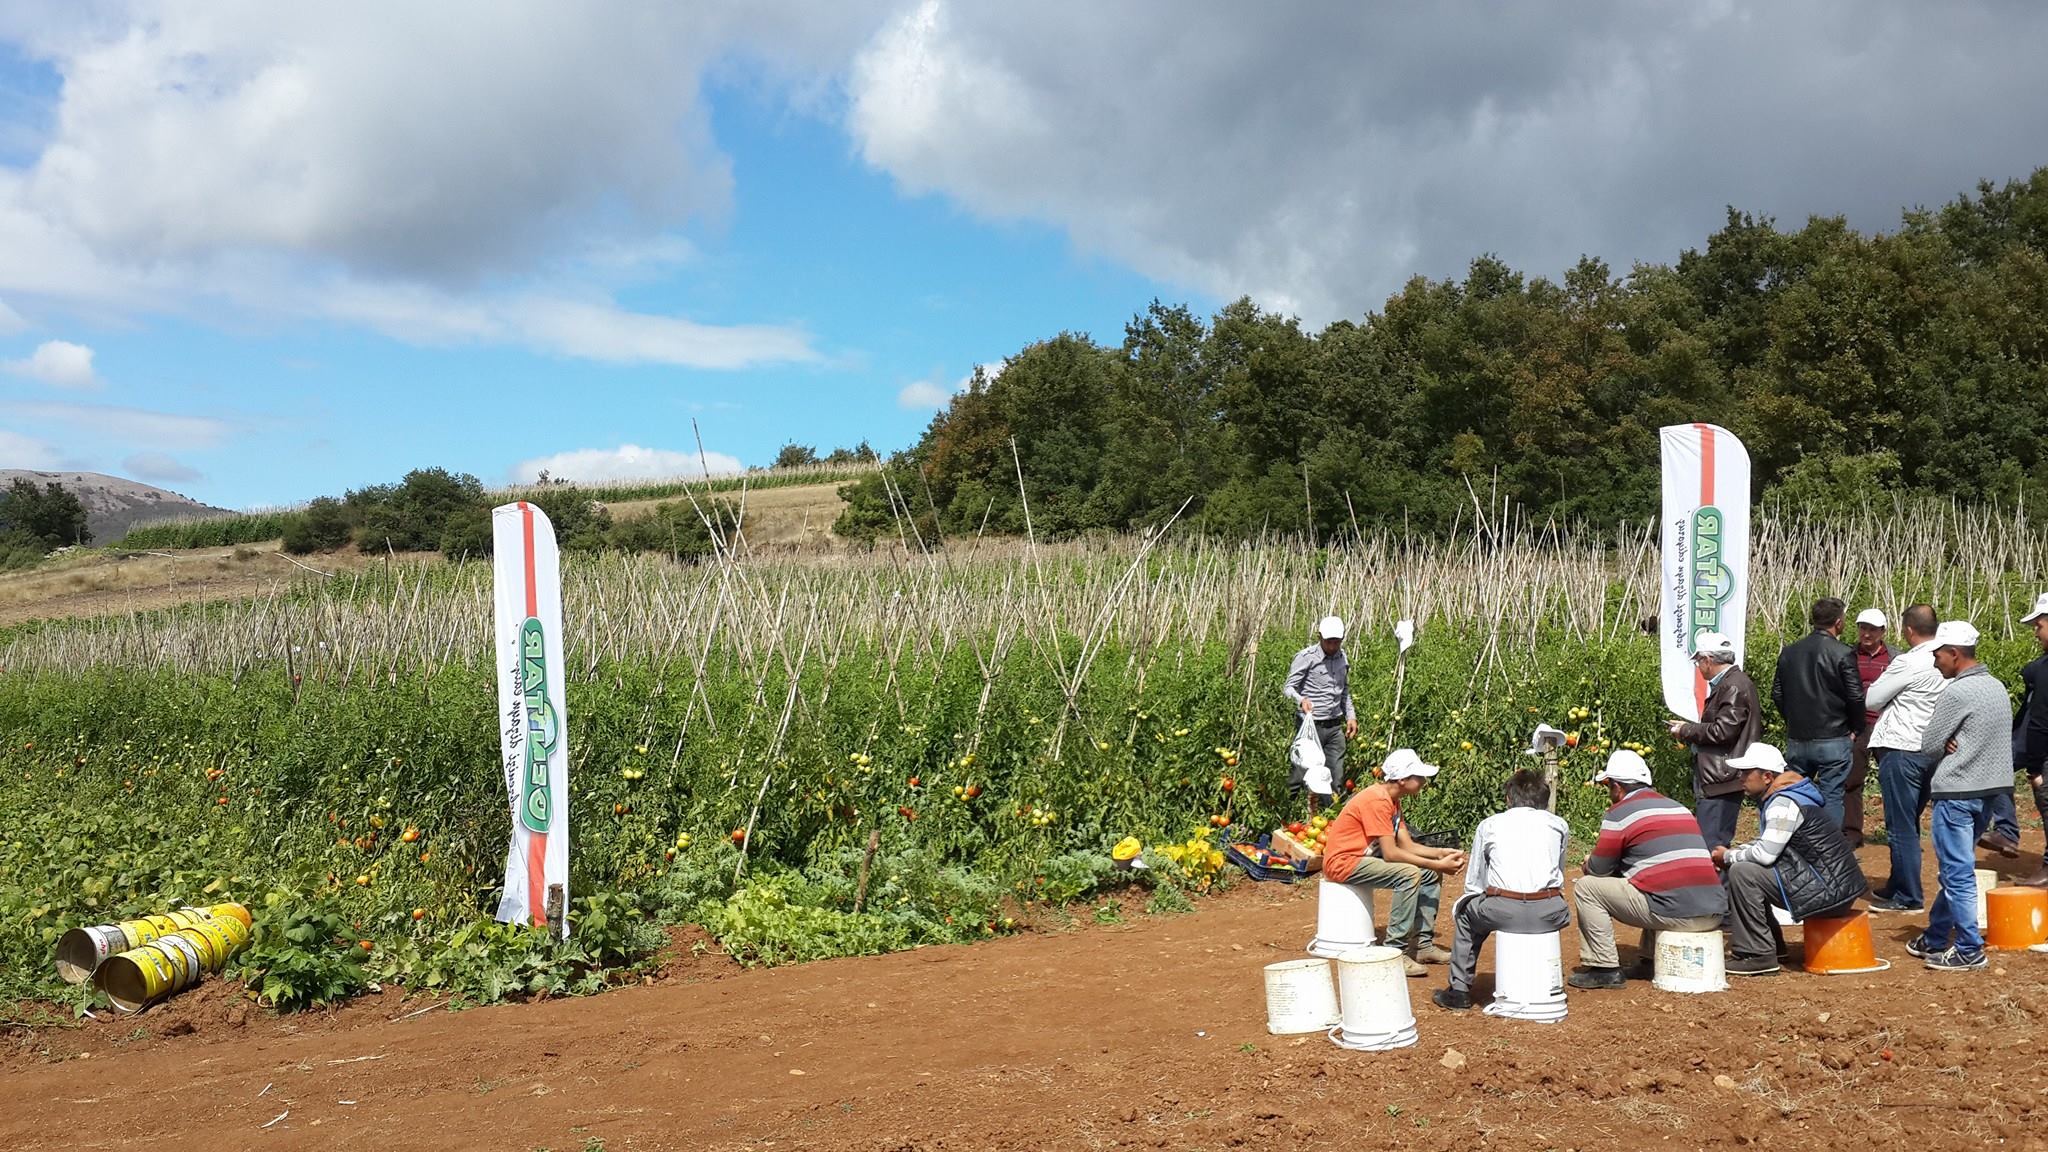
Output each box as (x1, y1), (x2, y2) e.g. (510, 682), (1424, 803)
(1338, 855), (1442, 950)
(1572, 875), (1722, 970)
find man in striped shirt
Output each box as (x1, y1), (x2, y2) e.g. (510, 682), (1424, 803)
(1568, 751), (1728, 990)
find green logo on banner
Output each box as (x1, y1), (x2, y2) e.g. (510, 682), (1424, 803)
(1691, 506), (1733, 644)
(520, 617), (556, 834)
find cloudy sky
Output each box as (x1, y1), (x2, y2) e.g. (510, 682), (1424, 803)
(1, 2), (2044, 507)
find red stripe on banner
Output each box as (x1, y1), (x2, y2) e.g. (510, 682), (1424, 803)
(1692, 426), (1714, 716)
(519, 502), (546, 928)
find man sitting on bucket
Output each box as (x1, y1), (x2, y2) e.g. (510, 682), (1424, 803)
(1712, 743), (1867, 976)
(1320, 749), (1465, 977)
(1568, 750), (1727, 989)
(1431, 769), (1569, 1011)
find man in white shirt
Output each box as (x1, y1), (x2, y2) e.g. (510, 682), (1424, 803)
(1431, 770), (1570, 1011)
(1865, 604), (1947, 912)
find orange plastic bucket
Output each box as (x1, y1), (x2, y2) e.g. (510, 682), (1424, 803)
(1985, 887), (2048, 949)
(1802, 910), (1890, 975)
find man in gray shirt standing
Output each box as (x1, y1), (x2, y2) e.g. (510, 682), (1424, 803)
(1285, 615), (1357, 814)
(1909, 620), (2016, 971)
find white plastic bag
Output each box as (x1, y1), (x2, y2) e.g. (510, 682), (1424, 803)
(1292, 713), (1333, 795)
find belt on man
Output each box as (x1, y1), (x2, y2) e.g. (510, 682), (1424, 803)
(1483, 886), (1561, 901)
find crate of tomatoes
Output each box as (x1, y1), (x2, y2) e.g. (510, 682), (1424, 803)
(1270, 811), (1333, 872)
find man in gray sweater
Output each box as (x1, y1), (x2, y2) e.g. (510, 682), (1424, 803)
(1910, 620), (2016, 971)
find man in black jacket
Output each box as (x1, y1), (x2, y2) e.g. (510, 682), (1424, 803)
(2012, 595), (2048, 885)
(1667, 631), (1762, 849)
(1772, 597), (1865, 836)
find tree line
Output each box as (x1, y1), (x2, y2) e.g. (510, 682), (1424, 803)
(836, 168), (2048, 543)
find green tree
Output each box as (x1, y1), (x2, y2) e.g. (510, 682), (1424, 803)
(0, 479), (91, 549)
(282, 496), (353, 554)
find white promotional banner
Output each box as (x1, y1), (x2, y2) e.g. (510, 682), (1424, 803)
(1659, 424), (1751, 722)
(492, 502), (570, 936)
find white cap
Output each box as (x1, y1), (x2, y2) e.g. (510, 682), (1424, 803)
(1692, 631), (1736, 659)
(1381, 748), (1440, 781)
(1934, 620), (1980, 648)
(2021, 593), (2048, 624)
(1318, 615), (1346, 640)
(1594, 750), (1653, 786)
(1726, 743), (1788, 775)
(1855, 608), (1887, 628)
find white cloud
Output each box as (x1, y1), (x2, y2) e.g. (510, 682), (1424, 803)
(846, 1), (2048, 321)
(14, 401), (227, 450)
(897, 360), (1002, 409)
(510, 444), (746, 485)
(4, 339), (97, 388)
(0, 2), (879, 365)
(896, 380), (953, 409)
(0, 298), (24, 334)
(122, 451), (202, 484)
(0, 428), (62, 469)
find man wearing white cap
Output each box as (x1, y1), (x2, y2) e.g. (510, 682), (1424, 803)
(1567, 751), (1728, 990)
(1910, 621), (2016, 970)
(1987, 592), (2048, 882)
(1319, 749), (1464, 977)
(2016, 595), (2048, 886)
(1844, 608), (1898, 847)
(1284, 615), (1357, 815)
(1665, 630), (1761, 848)
(1714, 744), (1866, 976)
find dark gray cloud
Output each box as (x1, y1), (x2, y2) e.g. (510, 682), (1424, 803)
(847, 1), (2048, 320)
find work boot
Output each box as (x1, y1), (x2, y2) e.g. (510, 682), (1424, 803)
(1400, 956), (1426, 978)
(1431, 986), (1473, 1011)
(1411, 944), (1453, 965)
(1567, 966), (1625, 990)
(1979, 830), (2022, 858)
(2022, 868), (2048, 888)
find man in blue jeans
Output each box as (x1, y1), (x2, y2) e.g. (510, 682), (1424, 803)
(1910, 620), (2015, 971)
(1865, 605), (1946, 912)
(1772, 597), (1865, 837)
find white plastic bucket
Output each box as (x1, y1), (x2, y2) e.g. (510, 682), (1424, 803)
(1263, 958), (1342, 1035)
(1652, 929), (1728, 993)
(1977, 868), (1998, 930)
(1307, 879), (1376, 958)
(1484, 930), (1567, 1023)
(1328, 946), (1418, 1051)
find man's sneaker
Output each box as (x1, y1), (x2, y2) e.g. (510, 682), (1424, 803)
(1903, 934), (1940, 959)
(1400, 956), (1426, 978)
(1866, 895), (1922, 913)
(1567, 966), (1625, 990)
(1727, 955), (1780, 977)
(1431, 986), (1473, 1011)
(1925, 946), (1988, 971)
(1411, 944), (1453, 965)
(2021, 869), (2048, 888)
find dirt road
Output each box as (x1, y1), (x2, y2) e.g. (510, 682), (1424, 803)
(7, 848), (2047, 1152)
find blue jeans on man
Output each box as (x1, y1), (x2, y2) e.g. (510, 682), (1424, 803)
(1923, 796), (1994, 956)
(1787, 737), (1854, 832)
(1875, 749), (1936, 908)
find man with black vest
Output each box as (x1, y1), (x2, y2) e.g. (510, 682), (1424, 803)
(1771, 597), (1866, 836)
(1712, 743), (1866, 977)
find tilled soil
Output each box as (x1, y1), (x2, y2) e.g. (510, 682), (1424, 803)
(6, 845), (2048, 1151)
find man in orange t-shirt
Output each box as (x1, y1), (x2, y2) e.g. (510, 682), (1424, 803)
(1322, 749), (1465, 976)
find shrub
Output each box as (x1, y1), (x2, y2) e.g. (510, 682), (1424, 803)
(282, 497), (353, 554)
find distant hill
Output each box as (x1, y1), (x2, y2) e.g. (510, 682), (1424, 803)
(0, 470), (230, 545)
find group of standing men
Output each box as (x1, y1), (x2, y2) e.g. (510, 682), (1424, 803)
(1283, 593), (2048, 994)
